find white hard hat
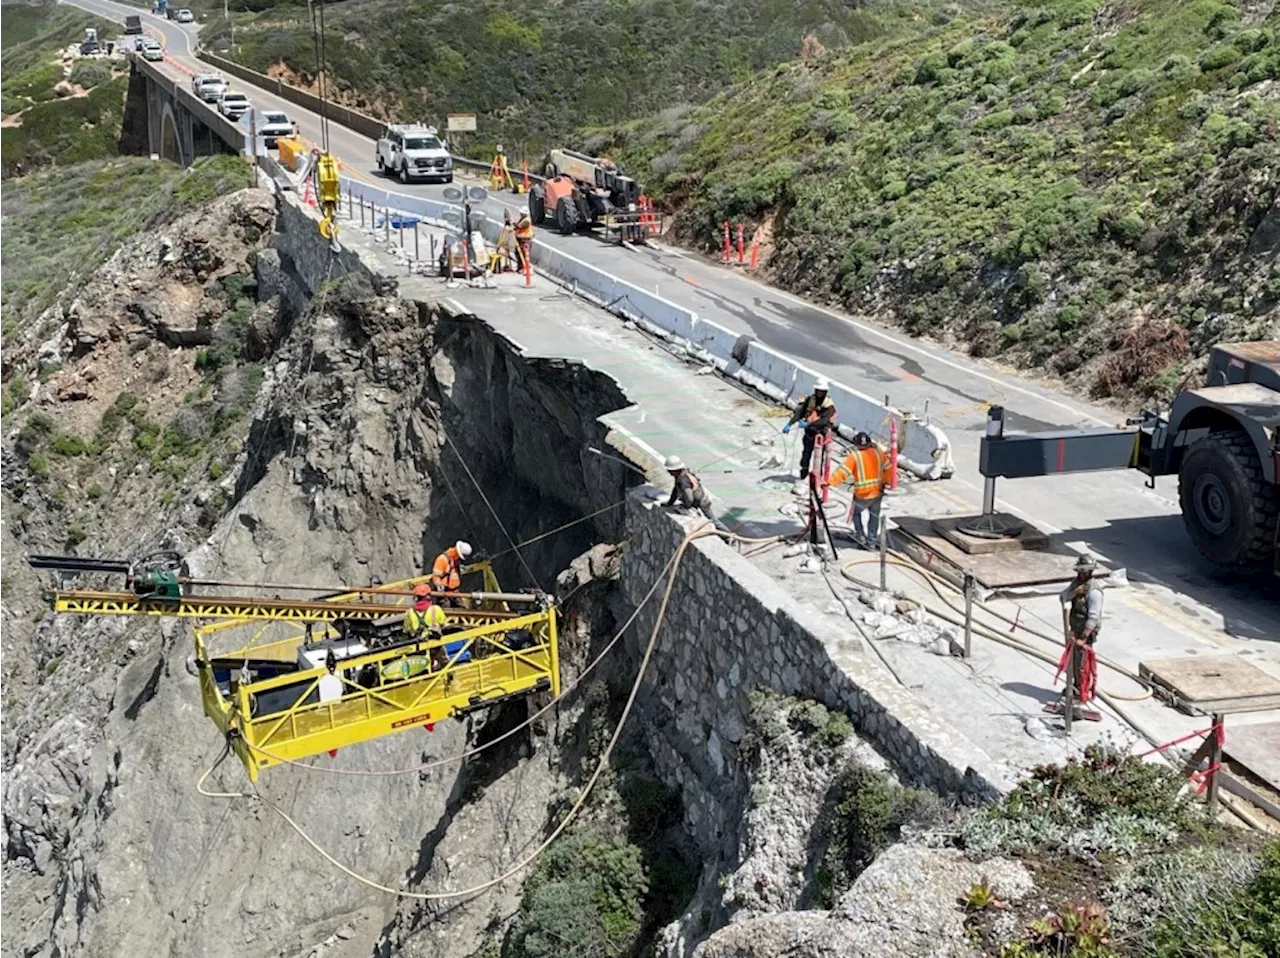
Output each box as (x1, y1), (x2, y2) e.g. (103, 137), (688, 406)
(664, 455), (685, 471)
(455, 540), (473, 559)
(814, 377), (831, 391)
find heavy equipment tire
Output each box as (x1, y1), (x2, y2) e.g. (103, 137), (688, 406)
(399, 163), (409, 184)
(555, 195), (580, 235)
(376, 153), (384, 172)
(1177, 428), (1279, 567)
(529, 187), (546, 225)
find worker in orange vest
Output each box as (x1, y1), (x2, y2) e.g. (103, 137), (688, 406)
(513, 211), (534, 270)
(830, 432), (890, 546)
(430, 540), (472, 603)
(782, 377), (837, 478)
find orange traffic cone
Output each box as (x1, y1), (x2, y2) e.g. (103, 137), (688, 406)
(521, 161), (530, 194)
(749, 231), (760, 270)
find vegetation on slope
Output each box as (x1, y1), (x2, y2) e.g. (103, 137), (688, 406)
(203, 0), (979, 154)
(1, 155), (251, 345)
(1, 3), (132, 177)
(598, 0), (1280, 400)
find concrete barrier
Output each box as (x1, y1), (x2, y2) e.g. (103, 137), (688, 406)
(323, 174), (954, 478)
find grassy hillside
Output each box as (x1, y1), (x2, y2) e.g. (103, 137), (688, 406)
(1, 155), (250, 348)
(1, 3), (133, 177)
(599, 0), (1279, 400)
(204, 0), (977, 154)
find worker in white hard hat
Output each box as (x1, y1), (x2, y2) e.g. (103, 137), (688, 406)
(662, 455), (716, 522)
(431, 540), (473, 605)
(782, 376), (838, 478)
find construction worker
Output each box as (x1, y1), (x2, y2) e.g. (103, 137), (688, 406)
(513, 210), (534, 270)
(1058, 555), (1103, 709)
(782, 377), (837, 478)
(431, 540), (472, 604)
(404, 583), (448, 638)
(829, 432), (889, 546)
(662, 456), (715, 522)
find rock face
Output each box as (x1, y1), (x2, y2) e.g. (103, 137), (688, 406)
(1, 198), (634, 958)
(699, 845), (1034, 958)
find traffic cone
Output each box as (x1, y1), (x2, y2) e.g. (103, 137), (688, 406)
(749, 231), (760, 270)
(521, 161), (530, 194)
(736, 223), (746, 265)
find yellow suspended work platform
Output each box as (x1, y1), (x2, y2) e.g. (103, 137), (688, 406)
(29, 554), (559, 780)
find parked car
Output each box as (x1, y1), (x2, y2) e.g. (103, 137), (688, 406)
(138, 37), (164, 61)
(192, 74), (227, 102)
(254, 109), (294, 146)
(217, 92), (251, 120)
(176, 8), (194, 22)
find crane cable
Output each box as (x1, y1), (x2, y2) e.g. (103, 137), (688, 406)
(198, 521), (724, 900)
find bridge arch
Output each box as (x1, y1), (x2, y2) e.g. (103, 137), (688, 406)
(159, 100), (189, 166)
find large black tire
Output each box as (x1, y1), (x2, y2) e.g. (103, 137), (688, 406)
(399, 162), (410, 184)
(529, 187), (546, 225)
(376, 153), (384, 172)
(1178, 428), (1279, 567)
(555, 195), (580, 235)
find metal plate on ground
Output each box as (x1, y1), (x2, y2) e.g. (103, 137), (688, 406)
(1224, 721), (1280, 794)
(894, 516), (1089, 589)
(1139, 655), (1280, 715)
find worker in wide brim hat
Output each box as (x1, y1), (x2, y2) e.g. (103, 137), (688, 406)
(782, 377), (837, 479)
(1057, 554), (1103, 710)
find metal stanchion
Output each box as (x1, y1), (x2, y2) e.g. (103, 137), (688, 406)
(878, 498), (889, 591)
(383, 208), (390, 243)
(359, 197), (365, 229)
(347, 188), (352, 219)
(414, 222), (420, 261)
(398, 215), (404, 249)
(963, 571), (974, 658)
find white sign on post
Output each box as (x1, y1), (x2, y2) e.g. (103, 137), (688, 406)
(447, 113), (477, 132)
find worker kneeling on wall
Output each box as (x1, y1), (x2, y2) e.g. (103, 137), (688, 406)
(662, 456), (716, 523)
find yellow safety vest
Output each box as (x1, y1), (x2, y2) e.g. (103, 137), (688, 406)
(405, 604), (448, 634)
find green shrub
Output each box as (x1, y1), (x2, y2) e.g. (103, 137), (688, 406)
(1199, 44), (1241, 70)
(27, 451), (49, 478)
(508, 827), (647, 958)
(50, 432), (88, 457)
(962, 745), (1208, 859)
(68, 58), (113, 89)
(86, 483), (103, 500)
(66, 523), (86, 546)
(1, 376), (30, 416)
(816, 764), (939, 906)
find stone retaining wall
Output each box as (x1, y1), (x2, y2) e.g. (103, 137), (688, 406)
(619, 495), (1008, 854)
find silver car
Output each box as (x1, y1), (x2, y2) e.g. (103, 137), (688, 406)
(192, 74), (227, 102)
(254, 109), (294, 146)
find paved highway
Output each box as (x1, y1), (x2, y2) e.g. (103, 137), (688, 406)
(62, 0), (1280, 640)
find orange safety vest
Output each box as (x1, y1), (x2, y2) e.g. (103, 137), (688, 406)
(431, 548), (462, 592)
(514, 216), (533, 241)
(831, 447), (885, 500)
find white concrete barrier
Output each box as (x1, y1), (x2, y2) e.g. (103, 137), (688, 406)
(332, 175), (954, 479)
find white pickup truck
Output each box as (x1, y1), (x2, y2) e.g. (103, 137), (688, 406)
(375, 124), (453, 184)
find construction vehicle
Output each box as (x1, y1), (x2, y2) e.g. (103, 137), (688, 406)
(528, 148), (660, 243)
(974, 341), (1280, 575)
(27, 553), (560, 780)
(123, 14), (143, 35)
(80, 28), (101, 55)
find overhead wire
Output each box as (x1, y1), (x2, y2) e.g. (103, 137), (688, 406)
(199, 521), (728, 900)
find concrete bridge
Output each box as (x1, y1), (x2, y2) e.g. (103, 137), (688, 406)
(123, 54), (246, 165)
